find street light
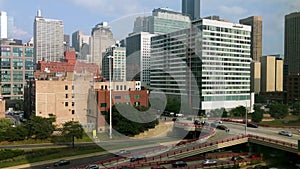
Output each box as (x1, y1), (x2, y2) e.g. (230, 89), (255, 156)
(108, 55), (114, 139)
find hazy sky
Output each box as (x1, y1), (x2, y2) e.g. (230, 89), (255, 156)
(0, 0), (299, 55)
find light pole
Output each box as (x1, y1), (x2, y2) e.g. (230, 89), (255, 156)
(108, 55), (114, 139)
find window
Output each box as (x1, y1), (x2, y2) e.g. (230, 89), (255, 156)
(100, 103), (107, 107)
(115, 95), (121, 99)
(72, 110), (75, 114)
(65, 85), (68, 90)
(101, 111), (107, 115)
(72, 102), (75, 106)
(72, 85), (74, 90)
(65, 102), (68, 107)
(72, 94), (75, 98)
(135, 102), (140, 106)
(134, 94), (140, 99)
(65, 94), (68, 98)
(125, 95), (130, 99)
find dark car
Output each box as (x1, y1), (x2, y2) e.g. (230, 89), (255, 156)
(231, 156), (244, 161)
(53, 160), (70, 166)
(172, 161), (187, 168)
(130, 155), (146, 162)
(247, 123), (258, 128)
(194, 120), (201, 125)
(216, 125), (230, 132)
(85, 164), (99, 169)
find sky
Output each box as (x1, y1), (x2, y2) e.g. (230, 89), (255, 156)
(0, 0), (299, 55)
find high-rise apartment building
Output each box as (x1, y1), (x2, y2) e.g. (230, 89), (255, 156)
(102, 43), (126, 81)
(0, 39), (34, 100)
(72, 30), (90, 61)
(285, 12), (300, 74)
(182, 0), (200, 20)
(151, 18), (252, 112)
(0, 11), (14, 39)
(126, 32), (156, 87)
(239, 16), (263, 62)
(34, 10), (64, 63)
(90, 22), (115, 73)
(260, 56), (283, 92)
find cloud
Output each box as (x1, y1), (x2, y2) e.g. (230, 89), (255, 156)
(218, 6), (247, 16)
(13, 27), (31, 41)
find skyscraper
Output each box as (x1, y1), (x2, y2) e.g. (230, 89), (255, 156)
(285, 12), (300, 74)
(0, 11), (8, 38)
(34, 10), (64, 63)
(239, 16), (263, 62)
(90, 22), (115, 73)
(182, 0), (200, 20)
(72, 30), (90, 61)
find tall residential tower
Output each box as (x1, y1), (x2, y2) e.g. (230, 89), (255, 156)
(182, 0), (200, 20)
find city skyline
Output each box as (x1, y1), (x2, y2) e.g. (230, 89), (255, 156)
(0, 0), (299, 55)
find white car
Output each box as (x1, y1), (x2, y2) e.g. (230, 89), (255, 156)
(202, 159), (217, 165)
(278, 130), (292, 137)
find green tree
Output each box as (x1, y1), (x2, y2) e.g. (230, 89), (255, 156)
(0, 119), (13, 141)
(25, 116), (55, 140)
(165, 96), (180, 114)
(62, 121), (84, 148)
(230, 106), (246, 117)
(269, 102), (288, 119)
(5, 125), (28, 141)
(251, 105), (264, 123)
(292, 101), (300, 115)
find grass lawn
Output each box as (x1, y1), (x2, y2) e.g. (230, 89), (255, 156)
(0, 145), (104, 168)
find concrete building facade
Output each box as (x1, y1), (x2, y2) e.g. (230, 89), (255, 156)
(239, 16), (263, 62)
(260, 56), (283, 92)
(34, 10), (64, 63)
(250, 62), (261, 93)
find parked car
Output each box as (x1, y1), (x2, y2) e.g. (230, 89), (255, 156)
(151, 165), (167, 169)
(231, 156), (244, 161)
(115, 150), (131, 157)
(130, 155), (146, 162)
(247, 123), (258, 128)
(172, 161), (187, 168)
(85, 164), (99, 169)
(278, 130), (293, 137)
(53, 160), (70, 166)
(216, 125), (230, 132)
(202, 159), (217, 165)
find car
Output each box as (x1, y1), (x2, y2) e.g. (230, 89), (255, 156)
(53, 159), (70, 166)
(216, 125), (230, 132)
(151, 165), (167, 169)
(231, 156), (244, 161)
(247, 123), (258, 128)
(278, 130), (293, 137)
(115, 150), (131, 157)
(202, 159), (217, 165)
(172, 160), (187, 168)
(85, 164), (99, 169)
(130, 155), (146, 162)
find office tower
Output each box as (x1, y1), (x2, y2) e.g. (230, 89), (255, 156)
(126, 32), (156, 87)
(0, 39), (34, 100)
(250, 62), (261, 93)
(34, 10), (64, 63)
(90, 22), (115, 73)
(182, 0), (200, 20)
(0, 11), (7, 38)
(151, 18), (252, 112)
(239, 16), (262, 62)
(64, 34), (70, 51)
(72, 30), (90, 61)
(102, 43), (126, 81)
(260, 56), (283, 92)
(285, 12), (300, 74)
(132, 8), (191, 35)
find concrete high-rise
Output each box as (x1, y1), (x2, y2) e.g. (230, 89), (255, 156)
(34, 10), (64, 63)
(151, 18), (252, 112)
(239, 16), (262, 62)
(260, 56), (283, 92)
(90, 22), (115, 73)
(285, 12), (300, 74)
(72, 30), (90, 61)
(182, 0), (200, 20)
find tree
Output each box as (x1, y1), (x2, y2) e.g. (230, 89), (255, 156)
(269, 102), (288, 119)
(230, 106), (246, 117)
(0, 119), (13, 141)
(292, 101), (300, 115)
(25, 116), (55, 140)
(62, 121), (84, 148)
(251, 105), (264, 123)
